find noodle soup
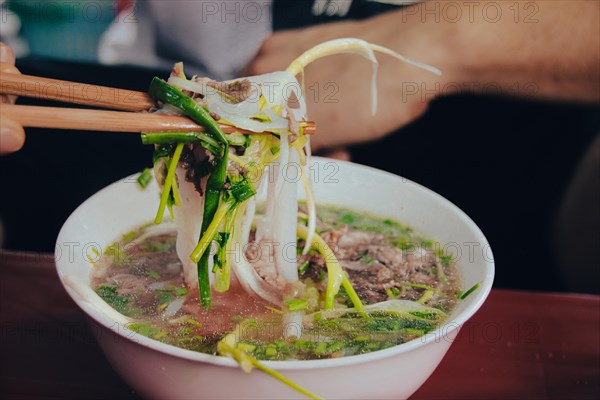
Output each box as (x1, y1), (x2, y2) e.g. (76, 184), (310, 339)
(91, 206), (463, 361)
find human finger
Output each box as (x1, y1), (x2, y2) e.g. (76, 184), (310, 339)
(0, 117), (25, 155)
(1, 63), (21, 104)
(0, 42), (16, 65)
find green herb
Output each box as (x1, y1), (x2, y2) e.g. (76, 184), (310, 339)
(154, 142), (184, 224)
(392, 236), (415, 250)
(420, 239), (434, 248)
(175, 287), (188, 297)
(105, 243), (126, 262)
(361, 255), (375, 265)
(402, 328), (425, 337)
(152, 143), (175, 163)
(122, 230), (137, 243)
(298, 260), (310, 275)
(217, 340), (323, 400)
(146, 270), (160, 280)
(410, 311), (439, 320)
(196, 154), (229, 308)
(148, 78), (233, 308)
(143, 131), (221, 153)
(417, 289), (434, 304)
(178, 326), (193, 336)
(285, 299), (308, 312)
(440, 255), (453, 266)
(386, 287), (401, 299)
(434, 304), (449, 312)
(96, 285), (130, 314)
(191, 177), (256, 304)
(148, 78), (228, 145)
(314, 342), (327, 356)
(265, 345), (278, 357)
(137, 168), (153, 189)
(339, 212), (357, 224)
(129, 323), (162, 338)
(155, 290), (174, 304)
(186, 318), (203, 328)
(317, 269), (326, 282)
(459, 283), (480, 300)
(142, 236), (176, 253)
(212, 232), (231, 272)
(237, 343), (257, 353)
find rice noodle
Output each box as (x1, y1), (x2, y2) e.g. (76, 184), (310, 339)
(274, 128), (289, 199)
(159, 38), (441, 308)
(241, 169), (268, 248)
(231, 254), (282, 305)
(286, 38), (442, 116)
(173, 168), (205, 288)
(273, 150), (300, 283)
(300, 158), (316, 255)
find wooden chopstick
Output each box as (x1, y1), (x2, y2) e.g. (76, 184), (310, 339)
(0, 72), (154, 112)
(0, 72), (316, 135)
(1, 104), (316, 135)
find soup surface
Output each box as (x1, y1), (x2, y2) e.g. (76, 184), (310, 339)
(92, 206), (461, 360)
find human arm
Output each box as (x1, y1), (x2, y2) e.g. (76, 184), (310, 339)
(247, 1), (599, 150)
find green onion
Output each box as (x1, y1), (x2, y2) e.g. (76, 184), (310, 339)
(459, 283), (480, 300)
(217, 341), (322, 400)
(296, 224), (365, 314)
(146, 270), (160, 280)
(215, 207), (239, 292)
(96, 285), (130, 314)
(137, 168), (153, 189)
(154, 143), (184, 224)
(148, 78), (228, 144)
(417, 289), (434, 304)
(386, 287), (401, 299)
(128, 323), (163, 338)
(285, 299), (308, 312)
(298, 260), (310, 275)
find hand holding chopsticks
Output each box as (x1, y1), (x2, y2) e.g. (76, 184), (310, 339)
(0, 69), (316, 136)
(0, 42), (25, 155)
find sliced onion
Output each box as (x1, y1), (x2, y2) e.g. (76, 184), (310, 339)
(148, 280), (175, 291)
(152, 103), (184, 115)
(232, 71), (302, 109)
(167, 76), (209, 95)
(109, 273), (137, 284)
(232, 254), (282, 305)
(162, 297), (186, 318)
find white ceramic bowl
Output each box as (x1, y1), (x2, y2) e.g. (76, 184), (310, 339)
(55, 157), (494, 400)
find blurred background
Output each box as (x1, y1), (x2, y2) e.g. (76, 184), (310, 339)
(0, 0), (598, 294)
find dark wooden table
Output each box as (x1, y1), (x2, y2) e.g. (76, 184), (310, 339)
(1, 251), (599, 399)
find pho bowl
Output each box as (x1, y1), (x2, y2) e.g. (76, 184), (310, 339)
(55, 157), (494, 400)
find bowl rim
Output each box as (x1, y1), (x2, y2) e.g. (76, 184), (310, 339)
(55, 157), (494, 371)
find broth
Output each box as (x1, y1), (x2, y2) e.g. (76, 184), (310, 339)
(92, 206), (461, 360)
